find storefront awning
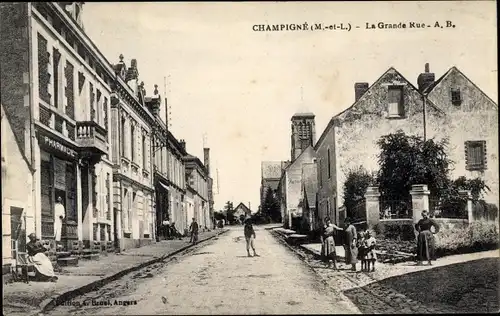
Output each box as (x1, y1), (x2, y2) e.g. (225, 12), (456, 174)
(159, 182), (170, 191)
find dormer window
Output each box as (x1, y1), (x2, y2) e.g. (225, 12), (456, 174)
(451, 88), (462, 106)
(387, 85), (405, 117)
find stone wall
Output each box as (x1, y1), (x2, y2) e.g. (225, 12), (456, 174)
(332, 68), (445, 210)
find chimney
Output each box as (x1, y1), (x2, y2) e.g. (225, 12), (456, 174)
(151, 84), (160, 116)
(203, 148), (210, 175)
(179, 139), (186, 152)
(354, 82), (369, 102)
(417, 63), (435, 92)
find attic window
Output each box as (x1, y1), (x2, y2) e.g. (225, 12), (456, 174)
(451, 88), (462, 106)
(387, 85), (404, 117)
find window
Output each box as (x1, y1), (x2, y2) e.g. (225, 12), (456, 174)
(130, 123), (135, 162)
(142, 134), (147, 169)
(451, 88), (462, 106)
(121, 117), (126, 157)
(96, 89), (102, 125)
(327, 149), (331, 179)
(89, 82), (95, 121)
(318, 158), (323, 186)
(388, 85), (404, 117)
(52, 48), (61, 108)
(106, 173), (111, 220)
(65, 61), (75, 119)
(38, 33), (51, 103)
(465, 141), (487, 171)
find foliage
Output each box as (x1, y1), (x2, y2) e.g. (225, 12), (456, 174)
(261, 189), (281, 223)
(472, 201), (499, 221)
(214, 211), (226, 221)
(224, 201), (236, 224)
(376, 131), (452, 202)
(374, 222), (416, 241)
(343, 166), (376, 219)
(439, 177), (491, 218)
(435, 222), (499, 256)
(250, 211), (271, 225)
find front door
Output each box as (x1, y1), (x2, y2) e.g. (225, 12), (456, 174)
(113, 208), (119, 249)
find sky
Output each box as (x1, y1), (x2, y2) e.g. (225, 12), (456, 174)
(82, 1), (497, 212)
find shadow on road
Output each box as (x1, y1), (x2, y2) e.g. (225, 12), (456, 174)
(343, 257), (499, 313)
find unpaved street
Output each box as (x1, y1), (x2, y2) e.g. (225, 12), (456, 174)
(48, 226), (360, 315)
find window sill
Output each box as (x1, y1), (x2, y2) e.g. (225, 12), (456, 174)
(131, 161), (140, 170)
(121, 157), (130, 165)
(466, 166), (486, 172)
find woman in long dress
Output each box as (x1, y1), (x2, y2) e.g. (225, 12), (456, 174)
(26, 233), (58, 282)
(343, 218), (359, 271)
(320, 217), (343, 270)
(415, 210), (440, 265)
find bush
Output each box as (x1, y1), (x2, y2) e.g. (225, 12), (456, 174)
(343, 166), (376, 218)
(377, 223), (416, 241)
(435, 222), (499, 256)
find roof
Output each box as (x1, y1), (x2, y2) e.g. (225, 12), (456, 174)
(302, 163), (318, 209)
(292, 112), (315, 119)
(315, 66), (447, 149)
(234, 202), (251, 214)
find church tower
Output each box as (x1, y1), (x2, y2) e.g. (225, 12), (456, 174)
(290, 112), (316, 161)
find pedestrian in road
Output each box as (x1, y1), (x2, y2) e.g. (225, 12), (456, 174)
(320, 217), (343, 270)
(162, 219), (170, 240)
(343, 217), (358, 271)
(189, 218), (199, 244)
(415, 210), (440, 266)
(244, 218), (258, 257)
(26, 233), (58, 282)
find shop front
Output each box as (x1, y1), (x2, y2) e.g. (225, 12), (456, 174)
(37, 132), (79, 249)
(154, 176), (170, 241)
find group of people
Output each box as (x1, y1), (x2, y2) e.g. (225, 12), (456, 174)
(320, 210), (440, 271)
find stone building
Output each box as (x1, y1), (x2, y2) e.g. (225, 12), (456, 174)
(1, 104), (35, 271)
(1, 2), (115, 252)
(277, 113), (317, 229)
(233, 202), (252, 223)
(300, 162), (319, 234)
(314, 64), (498, 226)
(150, 111), (187, 238)
(204, 148), (215, 229)
(110, 56), (156, 250)
(183, 145), (211, 230)
(259, 161), (289, 210)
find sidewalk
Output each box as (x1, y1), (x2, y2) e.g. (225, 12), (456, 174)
(3, 229), (228, 316)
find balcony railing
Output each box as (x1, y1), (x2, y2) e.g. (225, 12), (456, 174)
(76, 121), (108, 155)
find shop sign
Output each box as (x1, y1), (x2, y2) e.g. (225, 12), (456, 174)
(40, 135), (77, 159)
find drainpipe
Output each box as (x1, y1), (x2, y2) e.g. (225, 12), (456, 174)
(27, 3), (38, 237)
(423, 93), (427, 142)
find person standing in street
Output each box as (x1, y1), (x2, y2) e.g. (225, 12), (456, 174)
(189, 217), (199, 244)
(244, 218), (258, 257)
(162, 218), (170, 240)
(54, 197), (65, 243)
(320, 217), (343, 270)
(415, 210), (440, 266)
(343, 217), (359, 271)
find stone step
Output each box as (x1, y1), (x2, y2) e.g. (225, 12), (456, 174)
(57, 256), (79, 267)
(81, 253), (100, 260)
(56, 251), (72, 258)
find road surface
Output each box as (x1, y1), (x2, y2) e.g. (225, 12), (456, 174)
(48, 226), (360, 315)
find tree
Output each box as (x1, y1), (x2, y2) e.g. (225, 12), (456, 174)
(214, 211), (226, 221)
(261, 189), (280, 223)
(343, 166), (376, 219)
(224, 201), (236, 224)
(376, 131), (452, 202)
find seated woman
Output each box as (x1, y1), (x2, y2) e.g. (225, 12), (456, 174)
(26, 233), (58, 282)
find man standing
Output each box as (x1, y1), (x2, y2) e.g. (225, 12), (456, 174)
(162, 218), (170, 240)
(244, 218), (258, 257)
(54, 197), (65, 242)
(189, 217), (199, 244)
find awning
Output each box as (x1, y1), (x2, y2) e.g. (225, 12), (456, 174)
(159, 182), (170, 191)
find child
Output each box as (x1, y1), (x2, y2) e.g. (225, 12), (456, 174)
(357, 230), (367, 271)
(363, 230), (377, 272)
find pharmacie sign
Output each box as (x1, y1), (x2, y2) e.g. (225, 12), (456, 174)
(40, 135), (77, 159)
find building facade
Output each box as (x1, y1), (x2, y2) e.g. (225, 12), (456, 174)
(1, 104), (35, 269)
(110, 56), (157, 251)
(1, 2), (116, 252)
(183, 149), (210, 229)
(260, 161), (290, 211)
(233, 202), (252, 223)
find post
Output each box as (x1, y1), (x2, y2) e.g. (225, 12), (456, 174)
(365, 186), (381, 228)
(76, 163), (83, 241)
(410, 184), (430, 223)
(459, 190), (473, 223)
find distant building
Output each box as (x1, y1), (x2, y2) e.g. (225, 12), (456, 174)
(300, 162), (319, 234)
(260, 161), (289, 209)
(234, 203), (252, 222)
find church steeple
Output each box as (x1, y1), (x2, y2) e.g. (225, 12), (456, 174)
(291, 112), (316, 161)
